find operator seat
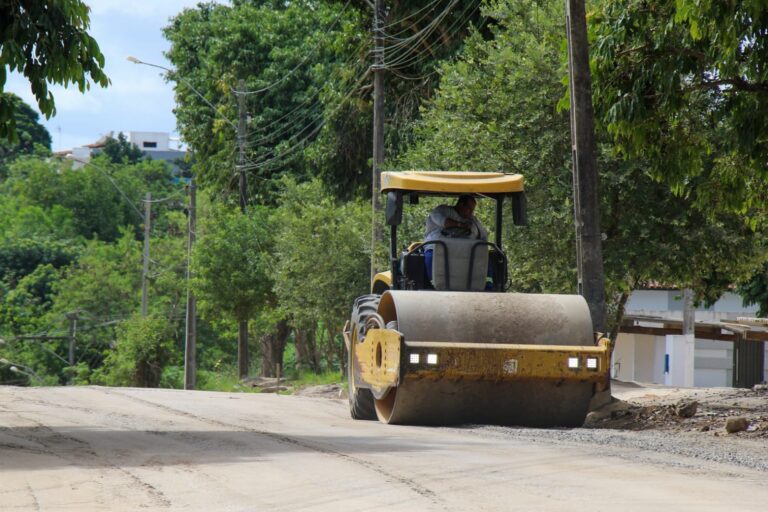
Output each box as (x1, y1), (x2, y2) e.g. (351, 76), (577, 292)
(431, 237), (488, 291)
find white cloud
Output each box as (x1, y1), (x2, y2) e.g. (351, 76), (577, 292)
(88, 0), (217, 21)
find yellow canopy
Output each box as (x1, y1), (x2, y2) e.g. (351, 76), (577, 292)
(381, 171), (524, 195)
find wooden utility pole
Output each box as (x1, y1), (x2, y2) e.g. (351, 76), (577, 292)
(67, 312), (78, 385)
(236, 79), (250, 378)
(565, 0), (607, 333)
(184, 179), (197, 390)
(237, 79), (248, 213)
(141, 192), (151, 317)
(370, 0), (386, 280)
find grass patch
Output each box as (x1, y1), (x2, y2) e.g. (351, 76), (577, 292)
(288, 369), (344, 388)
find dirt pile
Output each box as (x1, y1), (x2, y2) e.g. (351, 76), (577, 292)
(586, 381), (768, 438)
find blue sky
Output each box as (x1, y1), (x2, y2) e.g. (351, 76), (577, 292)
(7, 1), (214, 151)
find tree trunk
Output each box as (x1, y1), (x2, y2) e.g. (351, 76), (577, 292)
(323, 320), (345, 375)
(294, 323), (320, 373)
(260, 320), (291, 377)
(238, 319), (249, 378)
(609, 291), (630, 345)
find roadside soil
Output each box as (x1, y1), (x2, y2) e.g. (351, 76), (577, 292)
(586, 380), (768, 438)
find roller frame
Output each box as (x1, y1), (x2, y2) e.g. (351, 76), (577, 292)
(345, 326), (612, 400)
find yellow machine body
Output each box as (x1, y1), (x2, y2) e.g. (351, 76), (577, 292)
(344, 290), (611, 427)
(345, 171), (611, 427)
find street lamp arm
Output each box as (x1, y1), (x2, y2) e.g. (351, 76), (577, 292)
(127, 56), (238, 131)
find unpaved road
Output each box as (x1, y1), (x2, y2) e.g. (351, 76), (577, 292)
(1, 384), (767, 511)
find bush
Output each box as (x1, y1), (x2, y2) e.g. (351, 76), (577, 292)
(93, 314), (178, 387)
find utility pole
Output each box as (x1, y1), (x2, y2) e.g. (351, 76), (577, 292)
(184, 179), (197, 390)
(565, 0), (607, 333)
(67, 312), (78, 385)
(683, 288), (695, 336)
(237, 79), (248, 213)
(141, 192), (151, 317)
(236, 79), (250, 378)
(371, 0), (386, 280)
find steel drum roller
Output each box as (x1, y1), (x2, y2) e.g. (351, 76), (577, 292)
(374, 291), (596, 426)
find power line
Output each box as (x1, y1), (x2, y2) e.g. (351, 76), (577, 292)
(231, 0), (353, 96)
(68, 157), (145, 220)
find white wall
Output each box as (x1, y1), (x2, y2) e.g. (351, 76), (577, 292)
(618, 289), (764, 387)
(128, 131), (170, 151)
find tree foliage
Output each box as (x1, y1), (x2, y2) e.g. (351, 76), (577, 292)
(591, 0), (768, 220)
(0, 94), (51, 174)
(93, 314), (176, 387)
(0, 0), (109, 141)
(193, 204), (275, 324)
(102, 132), (145, 165)
(272, 178), (370, 368)
(400, 0), (766, 332)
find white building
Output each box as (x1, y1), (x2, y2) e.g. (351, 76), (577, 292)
(55, 131), (187, 170)
(613, 289), (767, 387)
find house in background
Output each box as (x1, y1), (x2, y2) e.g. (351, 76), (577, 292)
(54, 131), (188, 172)
(613, 288), (767, 388)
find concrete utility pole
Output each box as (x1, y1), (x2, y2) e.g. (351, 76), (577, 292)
(236, 79), (250, 378)
(565, 0), (607, 333)
(184, 179), (197, 390)
(683, 288), (695, 336)
(370, 0), (386, 280)
(141, 192), (151, 317)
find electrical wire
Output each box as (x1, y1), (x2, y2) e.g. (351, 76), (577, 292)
(145, 188), (187, 203)
(242, 37), (371, 146)
(240, 69), (371, 172)
(231, 0), (353, 96)
(383, 0), (481, 70)
(68, 157), (145, 220)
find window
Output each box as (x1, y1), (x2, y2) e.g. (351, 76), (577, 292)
(142, 141), (157, 148)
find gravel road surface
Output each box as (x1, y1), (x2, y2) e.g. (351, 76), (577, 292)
(1, 385), (767, 511)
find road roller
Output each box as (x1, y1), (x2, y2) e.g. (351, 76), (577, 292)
(343, 171), (612, 427)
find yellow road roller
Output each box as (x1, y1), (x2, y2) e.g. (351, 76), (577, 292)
(343, 171), (611, 427)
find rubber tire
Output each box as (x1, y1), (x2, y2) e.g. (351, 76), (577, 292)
(347, 294), (380, 420)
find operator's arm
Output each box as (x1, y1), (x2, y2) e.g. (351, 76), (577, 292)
(474, 217), (488, 241)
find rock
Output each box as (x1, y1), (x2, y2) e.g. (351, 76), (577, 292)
(588, 389), (613, 411)
(725, 416), (749, 434)
(259, 385), (290, 393)
(753, 384), (768, 392)
(675, 400), (698, 418)
(700, 425), (710, 432)
(294, 384), (344, 398)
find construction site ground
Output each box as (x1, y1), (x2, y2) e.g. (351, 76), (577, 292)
(1, 381), (767, 511)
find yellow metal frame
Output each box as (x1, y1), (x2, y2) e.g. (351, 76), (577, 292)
(371, 271), (392, 293)
(402, 337), (612, 384)
(381, 171), (524, 195)
(345, 325), (612, 398)
(353, 329), (401, 399)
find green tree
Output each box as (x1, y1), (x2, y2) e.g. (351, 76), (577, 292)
(0, 94), (51, 176)
(272, 178), (370, 372)
(165, 1), (364, 203)
(101, 132), (145, 165)
(93, 313), (177, 387)
(400, 0), (766, 335)
(193, 203), (276, 377)
(738, 266), (768, 317)
(591, 0), (768, 220)
(0, 263), (60, 334)
(3, 155), (179, 242)
(1, 0), (109, 141)
(0, 238), (78, 288)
